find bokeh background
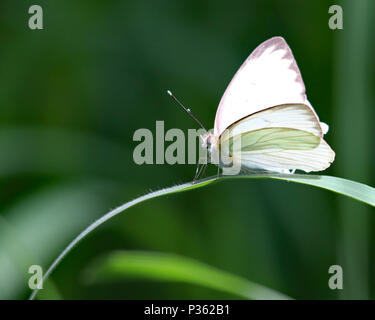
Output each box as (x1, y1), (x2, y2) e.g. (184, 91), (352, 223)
(0, 0), (374, 299)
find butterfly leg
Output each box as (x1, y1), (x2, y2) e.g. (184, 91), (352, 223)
(193, 162), (201, 183)
(200, 164), (207, 179)
(193, 163), (208, 183)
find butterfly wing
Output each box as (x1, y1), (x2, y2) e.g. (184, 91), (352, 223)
(219, 104), (335, 173)
(226, 103), (323, 137)
(237, 138), (334, 173)
(214, 37), (325, 137)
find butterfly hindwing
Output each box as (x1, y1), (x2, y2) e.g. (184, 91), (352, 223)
(219, 104), (335, 173)
(236, 138), (334, 173)
(222, 103), (324, 139)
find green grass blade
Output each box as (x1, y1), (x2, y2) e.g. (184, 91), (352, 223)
(29, 173), (375, 299)
(224, 174), (375, 206)
(85, 250), (291, 300)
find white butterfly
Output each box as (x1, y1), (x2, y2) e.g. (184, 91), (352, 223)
(170, 36), (335, 179)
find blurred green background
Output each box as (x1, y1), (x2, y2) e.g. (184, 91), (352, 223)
(0, 0), (374, 299)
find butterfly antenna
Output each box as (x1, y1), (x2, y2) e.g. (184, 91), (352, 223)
(167, 90), (207, 132)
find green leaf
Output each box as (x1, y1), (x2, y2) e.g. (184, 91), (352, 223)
(29, 173), (375, 299)
(85, 250), (291, 300)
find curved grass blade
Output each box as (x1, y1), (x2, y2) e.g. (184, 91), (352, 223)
(225, 174), (375, 206)
(85, 250), (291, 300)
(29, 174), (375, 299)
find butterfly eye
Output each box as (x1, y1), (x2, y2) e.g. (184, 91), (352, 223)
(200, 135), (207, 147)
(200, 134), (212, 148)
(206, 136), (212, 146)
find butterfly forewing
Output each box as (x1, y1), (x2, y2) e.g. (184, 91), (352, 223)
(214, 37), (319, 137)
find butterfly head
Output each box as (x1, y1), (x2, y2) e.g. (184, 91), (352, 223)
(200, 132), (218, 156)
